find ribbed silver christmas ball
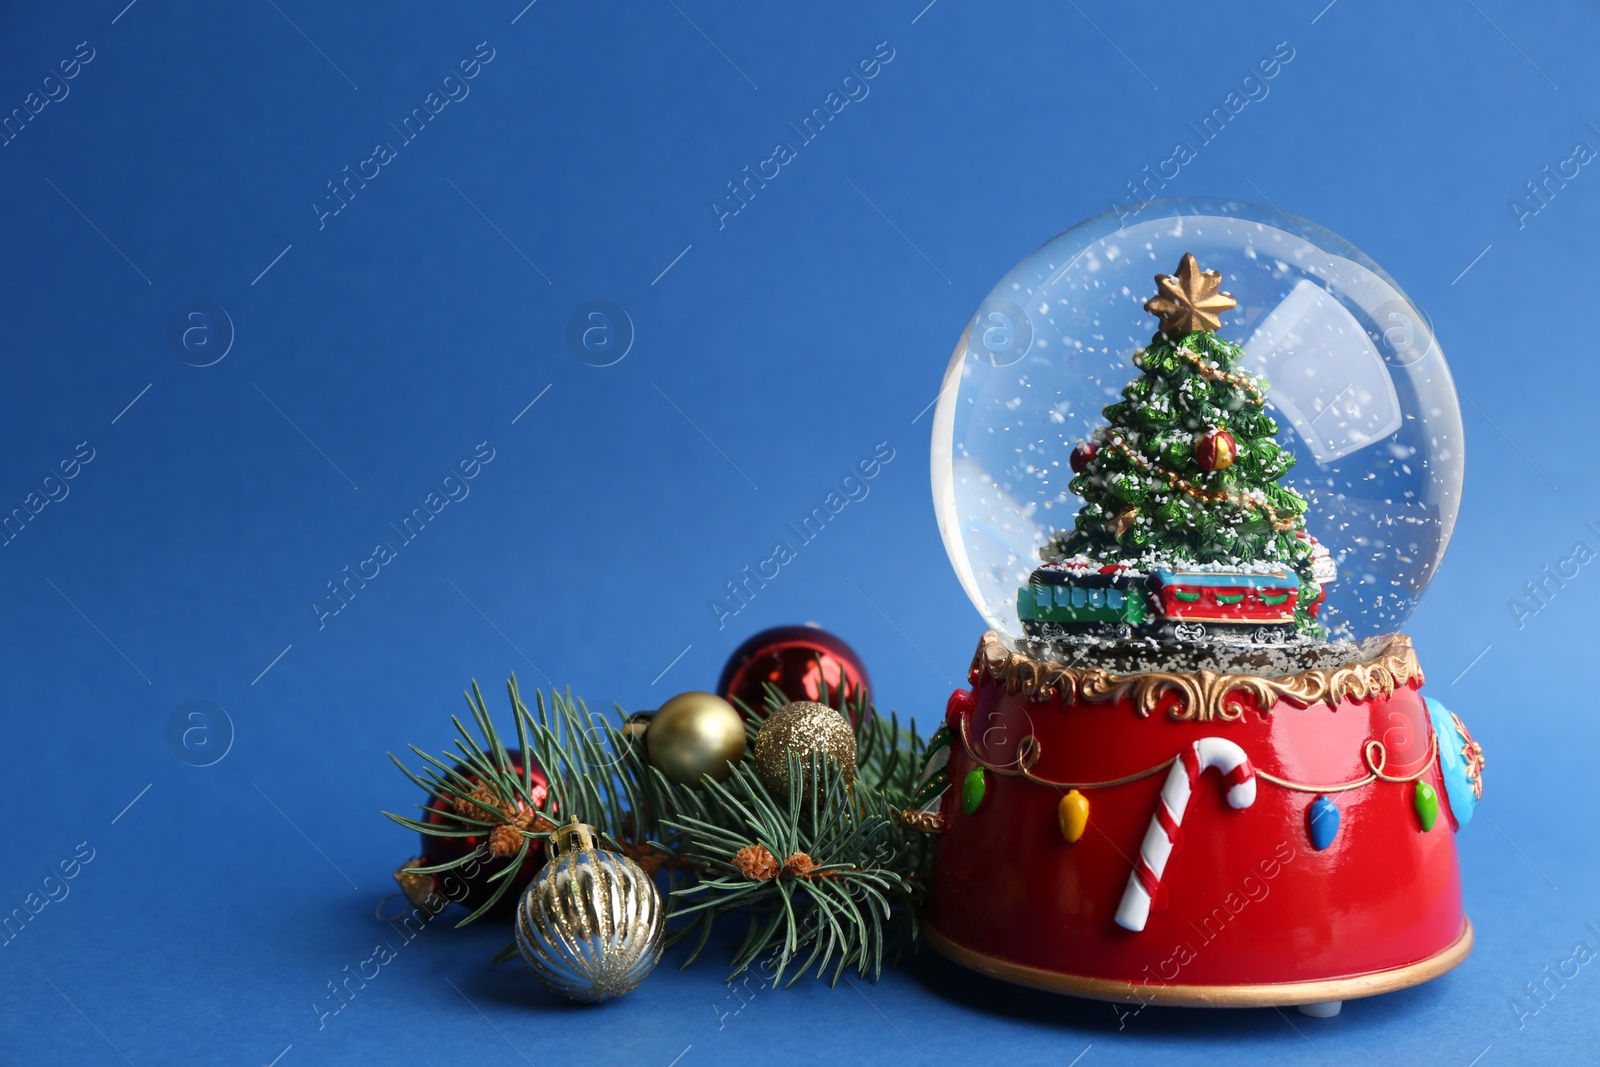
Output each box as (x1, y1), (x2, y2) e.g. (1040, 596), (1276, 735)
(514, 821), (665, 1002)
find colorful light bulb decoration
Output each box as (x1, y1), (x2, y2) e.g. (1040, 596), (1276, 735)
(1307, 796), (1341, 852)
(916, 198), (1483, 1017)
(1058, 790), (1089, 844)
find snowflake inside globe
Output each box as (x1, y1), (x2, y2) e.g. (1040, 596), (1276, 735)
(931, 199), (1463, 658)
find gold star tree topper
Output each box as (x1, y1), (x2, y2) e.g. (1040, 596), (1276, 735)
(1144, 253), (1237, 334)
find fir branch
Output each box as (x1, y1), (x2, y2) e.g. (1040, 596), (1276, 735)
(662, 754), (923, 985)
(382, 682), (563, 928)
(387, 665), (934, 983)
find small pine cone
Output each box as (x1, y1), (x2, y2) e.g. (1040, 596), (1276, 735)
(455, 784), (508, 820)
(780, 852), (816, 880)
(733, 844), (779, 882)
(488, 824), (524, 858)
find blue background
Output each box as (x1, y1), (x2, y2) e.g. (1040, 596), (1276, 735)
(0, 1), (1594, 1063)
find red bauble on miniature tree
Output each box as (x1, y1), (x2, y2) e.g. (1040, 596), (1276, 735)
(1069, 441), (1098, 474)
(1195, 427), (1237, 472)
(717, 625), (871, 723)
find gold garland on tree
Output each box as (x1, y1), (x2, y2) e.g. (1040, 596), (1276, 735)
(1101, 431), (1303, 534)
(1168, 345), (1266, 404)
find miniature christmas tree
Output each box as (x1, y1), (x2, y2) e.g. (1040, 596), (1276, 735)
(1042, 254), (1326, 633)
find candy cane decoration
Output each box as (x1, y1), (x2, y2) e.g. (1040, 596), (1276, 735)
(1115, 737), (1256, 933)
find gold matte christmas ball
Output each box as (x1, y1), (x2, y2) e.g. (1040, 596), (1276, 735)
(753, 700), (857, 797)
(646, 691), (747, 785)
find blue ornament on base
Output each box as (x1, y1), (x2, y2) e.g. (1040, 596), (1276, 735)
(1307, 795), (1340, 851)
(1425, 697), (1484, 828)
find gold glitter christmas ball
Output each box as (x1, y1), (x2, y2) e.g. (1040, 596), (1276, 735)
(645, 691), (747, 785)
(753, 700), (857, 798)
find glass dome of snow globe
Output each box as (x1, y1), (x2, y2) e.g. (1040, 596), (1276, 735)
(931, 198), (1463, 651)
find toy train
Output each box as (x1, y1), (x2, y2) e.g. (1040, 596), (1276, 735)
(1017, 560), (1325, 644)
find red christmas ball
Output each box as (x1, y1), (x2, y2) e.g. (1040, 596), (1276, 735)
(418, 750), (550, 918)
(1069, 441), (1098, 474)
(1195, 428), (1237, 472)
(717, 625), (872, 724)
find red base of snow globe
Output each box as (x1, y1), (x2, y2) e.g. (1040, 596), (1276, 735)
(922, 632), (1476, 1010)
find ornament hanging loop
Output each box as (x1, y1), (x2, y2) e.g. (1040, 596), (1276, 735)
(548, 820), (600, 859)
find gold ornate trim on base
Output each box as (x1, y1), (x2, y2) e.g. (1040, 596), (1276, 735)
(972, 631), (1424, 720)
(892, 808), (944, 833)
(925, 920), (1473, 1008)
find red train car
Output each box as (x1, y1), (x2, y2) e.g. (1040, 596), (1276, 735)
(1152, 566), (1300, 643)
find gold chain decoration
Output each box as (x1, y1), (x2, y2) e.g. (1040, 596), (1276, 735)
(957, 707), (1437, 795)
(971, 631), (1425, 719)
(1102, 431), (1302, 533)
(1169, 345), (1265, 404)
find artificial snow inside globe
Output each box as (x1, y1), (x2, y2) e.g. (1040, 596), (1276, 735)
(915, 200), (1484, 1016)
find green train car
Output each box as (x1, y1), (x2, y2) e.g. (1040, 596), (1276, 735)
(1017, 563), (1149, 634)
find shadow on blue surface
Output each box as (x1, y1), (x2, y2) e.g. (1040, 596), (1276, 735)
(903, 938), (1464, 1037)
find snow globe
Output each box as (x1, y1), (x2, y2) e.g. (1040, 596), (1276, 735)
(914, 199), (1484, 1016)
